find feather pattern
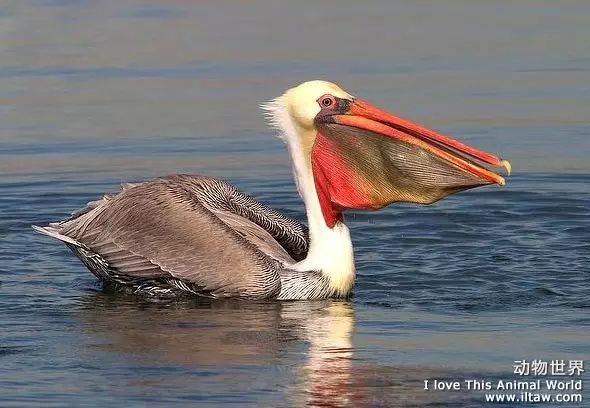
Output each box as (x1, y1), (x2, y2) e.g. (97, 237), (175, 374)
(32, 175), (346, 300)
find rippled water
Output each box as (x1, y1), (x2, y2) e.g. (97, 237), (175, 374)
(1, 1), (589, 407)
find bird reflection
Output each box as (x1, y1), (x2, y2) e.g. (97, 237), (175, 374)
(75, 292), (360, 406)
(75, 292), (466, 407)
(281, 301), (357, 407)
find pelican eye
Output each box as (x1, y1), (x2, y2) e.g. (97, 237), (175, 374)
(319, 95), (335, 108)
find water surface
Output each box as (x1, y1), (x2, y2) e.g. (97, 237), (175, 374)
(1, 1), (589, 406)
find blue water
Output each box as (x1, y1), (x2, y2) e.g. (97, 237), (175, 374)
(1, 1), (589, 407)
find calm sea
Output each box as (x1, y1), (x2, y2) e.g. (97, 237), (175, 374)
(1, 1), (588, 406)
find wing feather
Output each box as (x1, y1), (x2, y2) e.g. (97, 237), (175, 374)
(38, 175), (308, 299)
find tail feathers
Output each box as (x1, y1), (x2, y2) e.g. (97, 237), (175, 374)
(32, 225), (83, 247)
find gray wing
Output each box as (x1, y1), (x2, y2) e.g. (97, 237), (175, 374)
(193, 176), (308, 262)
(35, 175), (308, 299)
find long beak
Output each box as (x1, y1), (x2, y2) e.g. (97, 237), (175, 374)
(331, 99), (511, 186)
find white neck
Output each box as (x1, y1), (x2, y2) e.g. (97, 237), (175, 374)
(262, 98), (355, 296)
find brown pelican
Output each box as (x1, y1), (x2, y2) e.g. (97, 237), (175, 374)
(34, 80), (511, 300)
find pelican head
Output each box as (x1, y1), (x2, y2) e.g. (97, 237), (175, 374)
(263, 80), (511, 228)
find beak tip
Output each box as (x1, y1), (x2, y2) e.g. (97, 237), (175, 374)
(500, 159), (512, 176)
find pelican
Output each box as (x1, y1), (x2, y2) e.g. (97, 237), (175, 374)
(34, 80), (511, 300)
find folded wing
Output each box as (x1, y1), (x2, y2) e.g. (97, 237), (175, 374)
(35, 175), (308, 299)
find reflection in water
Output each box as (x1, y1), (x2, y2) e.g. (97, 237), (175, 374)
(78, 294), (289, 365)
(74, 293), (477, 407)
(282, 302), (356, 407)
(75, 293), (360, 406)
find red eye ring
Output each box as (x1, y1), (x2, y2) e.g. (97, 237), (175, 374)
(321, 96), (334, 107)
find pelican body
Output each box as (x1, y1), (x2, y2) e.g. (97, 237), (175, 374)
(34, 81), (510, 300)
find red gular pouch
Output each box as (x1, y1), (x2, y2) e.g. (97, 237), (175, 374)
(311, 124), (493, 229)
(311, 132), (381, 228)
